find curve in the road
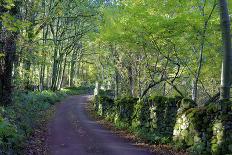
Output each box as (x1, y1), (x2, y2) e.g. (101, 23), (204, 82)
(47, 95), (154, 155)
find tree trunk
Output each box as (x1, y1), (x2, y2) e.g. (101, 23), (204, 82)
(128, 65), (134, 97)
(51, 48), (59, 91)
(163, 82), (166, 96)
(1, 32), (17, 105)
(24, 1), (36, 90)
(219, 0), (232, 100)
(70, 50), (78, 86)
(56, 56), (64, 90)
(115, 70), (119, 98)
(46, 65), (50, 89)
(68, 61), (71, 86)
(0, 4), (19, 105)
(192, 2), (216, 102)
(39, 62), (46, 91)
(58, 53), (67, 89)
(0, 19), (4, 99)
(39, 24), (48, 91)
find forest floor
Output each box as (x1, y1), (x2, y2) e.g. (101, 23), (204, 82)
(26, 95), (187, 155)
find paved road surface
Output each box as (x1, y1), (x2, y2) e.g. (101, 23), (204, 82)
(47, 95), (154, 155)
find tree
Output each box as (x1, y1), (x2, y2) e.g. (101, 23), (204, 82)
(219, 0), (232, 100)
(0, 1), (20, 105)
(87, 0), (226, 103)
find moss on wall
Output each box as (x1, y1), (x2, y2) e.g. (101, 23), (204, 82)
(94, 95), (114, 117)
(114, 97), (138, 127)
(148, 96), (181, 136)
(173, 100), (232, 155)
(93, 94), (232, 155)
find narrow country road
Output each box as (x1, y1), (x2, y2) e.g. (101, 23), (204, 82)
(47, 95), (154, 155)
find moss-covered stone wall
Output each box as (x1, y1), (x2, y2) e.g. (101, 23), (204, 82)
(173, 101), (232, 155)
(114, 97), (138, 127)
(94, 95), (182, 137)
(94, 95), (114, 117)
(93, 94), (232, 155)
(132, 96), (181, 137)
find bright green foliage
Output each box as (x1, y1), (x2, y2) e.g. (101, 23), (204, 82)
(0, 0), (15, 9)
(87, 0), (230, 103)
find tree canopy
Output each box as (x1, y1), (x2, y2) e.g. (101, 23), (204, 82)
(0, 0), (231, 104)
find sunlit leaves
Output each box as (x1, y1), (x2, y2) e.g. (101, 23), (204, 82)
(1, 13), (18, 32)
(0, 53), (5, 59)
(0, 0), (15, 9)
(90, 0), (224, 97)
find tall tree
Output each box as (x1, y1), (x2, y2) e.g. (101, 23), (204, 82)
(0, 1), (20, 105)
(219, 0), (232, 100)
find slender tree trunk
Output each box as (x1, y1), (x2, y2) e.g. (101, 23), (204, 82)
(115, 70), (119, 98)
(137, 56), (142, 98)
(51, 19), (60, 91)
(50, 44), (59, 90)
(68, 61), (71, 86)
(24, 1), (36, 90)
(163, 82), (166, 96)
(24, 61), (31, 89)
(128, 65), (134, 97)
(46, 65), (50, 89)
(70, 50), (78, 86)
(100, 63), (105, 89)
(0, 19), (4, 98)
(12, 48), (21, 86)
(39, 23), (48, 91)
(219, 0), (232, 99)
(51, 47), (59, 90)
(192, 2), (216, 102)
(58, 53), (67, 89)
(39, 62), (46, 91)
(56, 55), (63, 90)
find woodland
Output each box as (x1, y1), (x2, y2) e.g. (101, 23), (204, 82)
(0, 0), (232, 155)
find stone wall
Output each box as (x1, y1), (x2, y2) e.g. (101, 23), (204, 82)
(94, 94), (232, 154)
(94, 95), (114, 117)
(173, 101), (232, 155)
(114, 97), (138, 127)
(132, 96), (181, 137)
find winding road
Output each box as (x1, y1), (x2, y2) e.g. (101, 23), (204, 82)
(47, 95), (154, 155)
